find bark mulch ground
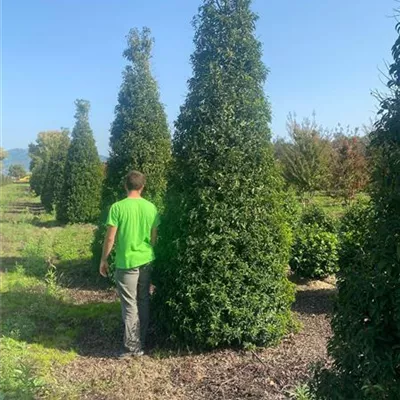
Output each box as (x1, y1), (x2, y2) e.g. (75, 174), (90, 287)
(57, 278), (335, 399)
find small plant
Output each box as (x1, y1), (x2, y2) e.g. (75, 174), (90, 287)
(290, 206), (339, 279)
(13, 360), (46, 398)
(288, 383), (315, 400)
(22, 233), (54, 278)
(45, 262), (59, 297)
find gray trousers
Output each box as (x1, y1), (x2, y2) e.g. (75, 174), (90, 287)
(115, 264), (152, 352)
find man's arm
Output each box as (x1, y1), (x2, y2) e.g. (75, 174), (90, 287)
(151, 227), (158, 247)
(99, 226), (118, 277)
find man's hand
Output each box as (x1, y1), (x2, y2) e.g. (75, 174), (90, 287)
(99, 259), (109, 277)
(99, 226), (117, 278)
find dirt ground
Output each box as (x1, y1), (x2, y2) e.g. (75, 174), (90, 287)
(56, 277), (334, 400)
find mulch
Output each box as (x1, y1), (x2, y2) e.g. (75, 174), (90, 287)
(55, 278), (334, 399)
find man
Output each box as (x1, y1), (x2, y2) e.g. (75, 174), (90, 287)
(99, 170), (159, 357)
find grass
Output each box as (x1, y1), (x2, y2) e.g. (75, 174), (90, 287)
(312, 192), (369, 219)
(0, 184), (119, 399)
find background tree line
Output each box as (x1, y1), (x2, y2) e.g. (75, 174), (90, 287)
(274, 112), (370, 204)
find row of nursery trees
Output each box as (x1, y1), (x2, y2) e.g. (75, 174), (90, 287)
(28, 1), (399, 397)
(28, 104), (103, 222)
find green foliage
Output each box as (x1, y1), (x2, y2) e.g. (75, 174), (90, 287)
(276, 113), (331, 198)
(288, 383), (315, 400)
(152, 0), (295, 349)
(301, 205), (337, 232)
(0, 147), (7, 162)
(290, 206), (339, 279)
(314, 22), (400, 399)
(283, 186), (302, 231)
(40, 129), (70, 213)
(29, 131), (68, 196)
(0, 175), (13, 186)
(57, 100), (103, 224)
(29, 161), (45, 196)
(290, 225), (339, 279)
(92, 27), (171, 268)
(8, 164), (26, 179)
(337, 200), (374, 272)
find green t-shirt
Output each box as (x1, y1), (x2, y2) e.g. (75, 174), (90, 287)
(106, 197), (160, 269)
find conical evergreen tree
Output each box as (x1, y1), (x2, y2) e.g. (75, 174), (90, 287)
(57, 100), (103, 223)
(153, 0), (295, 349)
(92, 27), (170, 265)
(29, 131), (68, 196)
(314, 23), (400, 399)
(41, 129), (70, 213)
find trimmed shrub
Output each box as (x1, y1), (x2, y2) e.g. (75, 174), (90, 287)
(91, 27), (171, 270)
(301, 205), (337, 232)
(56, 100), (103, 224)
(290, 226), (339, 279)
(152, 0), (295, 349)
(290, 206), (339, 279)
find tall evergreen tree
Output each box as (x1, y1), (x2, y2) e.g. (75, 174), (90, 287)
(57, 100), (103, 223)
(92, 28), (170, 265)
(314, 22), (400, 399)
(41, 129), (70, 213)
(152, 0), (295, 349)
(29, 131), (67, 196)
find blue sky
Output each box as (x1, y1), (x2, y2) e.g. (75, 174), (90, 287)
(2, 0), (397, 156)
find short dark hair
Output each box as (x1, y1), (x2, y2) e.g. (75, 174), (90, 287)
(125, 171), (146, 191)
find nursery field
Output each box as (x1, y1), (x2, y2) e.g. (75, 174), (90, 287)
(0, 184), (337, 399)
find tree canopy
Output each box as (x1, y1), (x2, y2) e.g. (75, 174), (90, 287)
(8, 164), (26, 179)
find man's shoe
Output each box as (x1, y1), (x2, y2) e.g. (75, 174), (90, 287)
(117, 349), (144, 359)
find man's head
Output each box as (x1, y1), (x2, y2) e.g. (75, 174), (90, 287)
(125, 171), (146, 193)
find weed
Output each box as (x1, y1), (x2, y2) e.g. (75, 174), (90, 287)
(287, 383), (315, 400)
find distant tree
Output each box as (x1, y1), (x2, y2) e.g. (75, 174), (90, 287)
(0, 147), (7, 162)
(57, 100), (103, 224)
(92, 27), (171, 266)
(41, 129), (70, 213)
(330, 127), (369, 202)
(276, 113), (331, 199)
(0, 147), (7, 176)
(29, 130), (68, 196)
(152, 0), (295, 349)
(8, 164), (26, 179)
